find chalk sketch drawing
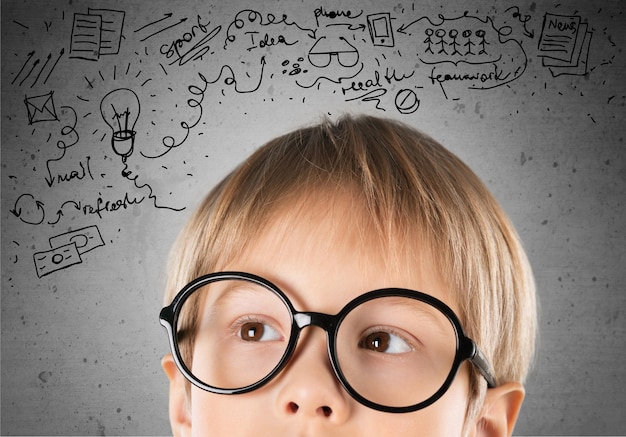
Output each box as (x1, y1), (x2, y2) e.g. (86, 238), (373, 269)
(33, 225), (105, 278)
(33, 243), (82, 278)
(538, 13), (592, 77)
(394, 89), (420, 114)
(397, 11), (528, 98)
(24, 91), (58, 124)
(308, 36), (360, 68)
(70, 8), (125, 61)
(367, 13), (395, 47)
(100, 88), (140, 163)
(5, 3), (613, 282)
(10, 193), (45, 226)
(11, 49), (65, 88)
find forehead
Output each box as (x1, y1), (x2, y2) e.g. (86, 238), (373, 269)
(219, 189), (456, 315)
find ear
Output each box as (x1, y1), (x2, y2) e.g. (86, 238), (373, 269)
(162, 354), (192, 437)
(472, 382), (525, 437)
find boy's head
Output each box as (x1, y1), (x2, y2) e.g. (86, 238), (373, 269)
(161, 114), (536, 436)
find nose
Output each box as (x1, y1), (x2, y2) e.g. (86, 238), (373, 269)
(274, 327), (351, 423)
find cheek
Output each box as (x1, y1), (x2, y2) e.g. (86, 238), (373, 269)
(190, 389), (237, 437)
(424, 365), (473, 435)
(348, 387), (470, 437)
(189, 387), (272, 437)
(381, 366), (471, 436)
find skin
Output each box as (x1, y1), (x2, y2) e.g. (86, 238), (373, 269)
(163, 193), (525, 436)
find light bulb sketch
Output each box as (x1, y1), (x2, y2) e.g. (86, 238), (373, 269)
(100, 88), (140, 163)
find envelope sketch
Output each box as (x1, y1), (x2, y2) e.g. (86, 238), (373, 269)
(24, 91), (59, 125)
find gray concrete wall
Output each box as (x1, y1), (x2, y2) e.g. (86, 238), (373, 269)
(2, 0), (624, 434)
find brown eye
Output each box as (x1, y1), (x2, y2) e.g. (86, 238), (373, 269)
(241, 322), (264, 341)
(238, 321), (282, 342)
(359, 330), (413, 354)
(361, 332), (391, 352)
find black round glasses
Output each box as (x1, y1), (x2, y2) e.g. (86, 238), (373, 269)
(160, 271), (497, 413)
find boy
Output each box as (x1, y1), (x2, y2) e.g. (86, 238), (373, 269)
(159, 114), (536, 436)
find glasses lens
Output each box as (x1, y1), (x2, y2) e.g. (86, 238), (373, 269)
(335, 296), (458, 408)
(337, 50), (359, 68)
(175, 278), (292, 390)
(308, 52), (332, 68)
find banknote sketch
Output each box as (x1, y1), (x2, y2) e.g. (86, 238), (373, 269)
(33, 225), (105, 277)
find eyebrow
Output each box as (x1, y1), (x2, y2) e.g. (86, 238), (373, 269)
(381, 296), (452, 334)
(207, 281), (277, 313)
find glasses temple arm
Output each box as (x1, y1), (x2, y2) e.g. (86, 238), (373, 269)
(469, 342), (498, 388)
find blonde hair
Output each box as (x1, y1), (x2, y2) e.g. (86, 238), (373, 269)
(164, 114), (536, 416)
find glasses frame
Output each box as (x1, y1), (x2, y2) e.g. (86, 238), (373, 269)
(160, 271), (497, 413)
(307, 36), (359, 68)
